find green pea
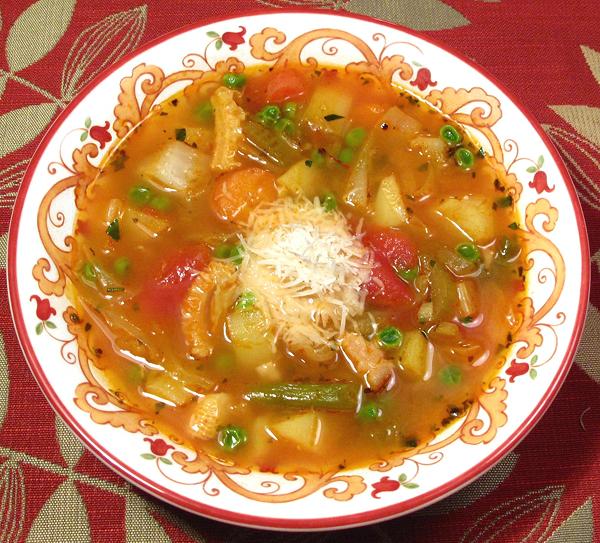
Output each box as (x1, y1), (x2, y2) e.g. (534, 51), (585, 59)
(321, 192), (337, 212)
(257, 104), (281, 126)
(440, 124), (462, 146)
(358, 401), (381, 421)
(113, 256), (131, 276)
(194, 101), (214, 123)
(344, 127), (366, 148)
(378, 326), (403, 348)
(217, 425), (247, 451)
(439, 365), (462, 386)
(81, 261), (97, 282)
(338, 147), (354, 164)
(214, 244), (233, 259)
(149, 194), (171, 212)
(222, 72), (246, 90)
(456, 243), (480, 262)
(213, 352), (235, 373)
(398, 266), (418, 282)
(274, 117), (296, 135)
(235, 291), (256, 310)
(129, 185), (152, 206)
(454, 147), (475, 170)
(106, 218), (120, 241)
(283, 102), (298, 119)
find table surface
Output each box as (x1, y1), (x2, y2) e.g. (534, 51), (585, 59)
(0, 1), (599, 541)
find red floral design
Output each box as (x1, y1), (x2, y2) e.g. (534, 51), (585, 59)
(89, 121), (112, 149)
(30, 295), (56, 321)
(529, 170), (555, 193)
(371, 476), (400, 498)
(506, 359), (529, 382)
(144, 437), (174, 457)
(222, 26), (246, 50)
(410, 67), (437, 91)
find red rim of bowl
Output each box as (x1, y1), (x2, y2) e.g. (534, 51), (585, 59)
(7, 8), (591, 531)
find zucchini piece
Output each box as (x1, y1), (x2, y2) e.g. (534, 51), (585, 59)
(396, 330), (429, 380)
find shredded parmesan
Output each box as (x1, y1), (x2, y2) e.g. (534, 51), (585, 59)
(238, 198), (371, 361)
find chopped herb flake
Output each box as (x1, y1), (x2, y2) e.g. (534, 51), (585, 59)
(324, 113), (344, 121)
(175, 128), (186, 141)
(106, 219), (120, 240)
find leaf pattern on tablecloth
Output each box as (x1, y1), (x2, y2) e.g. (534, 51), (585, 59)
(0, 160), (27, 210)
(0, 103), (57, 159)
(459, 485), (564, 542)
(574, 302), (600, 383)
(5, 0), (76, 73)
(55, 414), (84, 469)
(0, 331), (7, 431)
(60, 5), (148, 101)
(417, 451), (519, 515)
(256, 0), (470, 30)
(581, 45), (600, 86)
(0, 231), (7, 268)
(26, 480), (91, 542)
(125, 493), (172, 543)
(0, 460), (25, 543)
(546, 498), (594, 542)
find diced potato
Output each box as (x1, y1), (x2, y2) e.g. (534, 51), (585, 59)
(211, 86), (246, 172)
(438, 197), (495, 243)
(144, 372), (193, 406)
(189, 393), (232, 440)
(248, 416), (274, 459)
(410, 136), (447, 165)
(122, 208), (169, 239)
(255, 361), (282, 382)
(437, 248), (477, 276)
(185, 126), (214, 154)
(277, 160), (322, 198)
(140, 141), (210, 191)
(270, 411), (321, 450)
(396, 330), (429, 380)
(373, 174), (409, 227)
(379, 106), (421, 140)
(302, 86), (352, 136)
(417, 302), (433, 323)
(226, 307), (274, 367)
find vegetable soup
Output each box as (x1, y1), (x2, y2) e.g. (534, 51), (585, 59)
(69, 65), (524, 472)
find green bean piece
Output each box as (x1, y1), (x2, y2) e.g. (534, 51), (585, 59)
(456, 242), (480, 262)
(378, 326), (403, 348)
(217, 425), (247, 451)
(338, 147), (354, 164)
(129, 185), (152, 206)
(106, 219), (120, 241)
(245, 383), (360, 411)
(194, 101), (214, 123)
(454, 147), (475, 170)
(440, 124), (462, 146)
(344, 127), (367, 148)
(222, 72), (246, 90)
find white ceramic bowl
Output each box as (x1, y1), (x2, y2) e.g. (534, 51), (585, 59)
(8, 10), (590, 530)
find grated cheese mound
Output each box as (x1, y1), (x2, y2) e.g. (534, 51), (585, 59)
(238, 198), (371, 361)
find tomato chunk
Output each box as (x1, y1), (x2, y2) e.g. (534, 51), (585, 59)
(363, 228), (418, 272)
(265, 69), (307, 104)
(365, 252), (413, 308)
(137, 244), (212, 317)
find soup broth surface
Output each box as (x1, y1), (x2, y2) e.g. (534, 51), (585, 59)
(70, 65), (524, 472)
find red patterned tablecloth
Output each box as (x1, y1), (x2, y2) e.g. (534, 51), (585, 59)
(0, 1), (599, 541)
